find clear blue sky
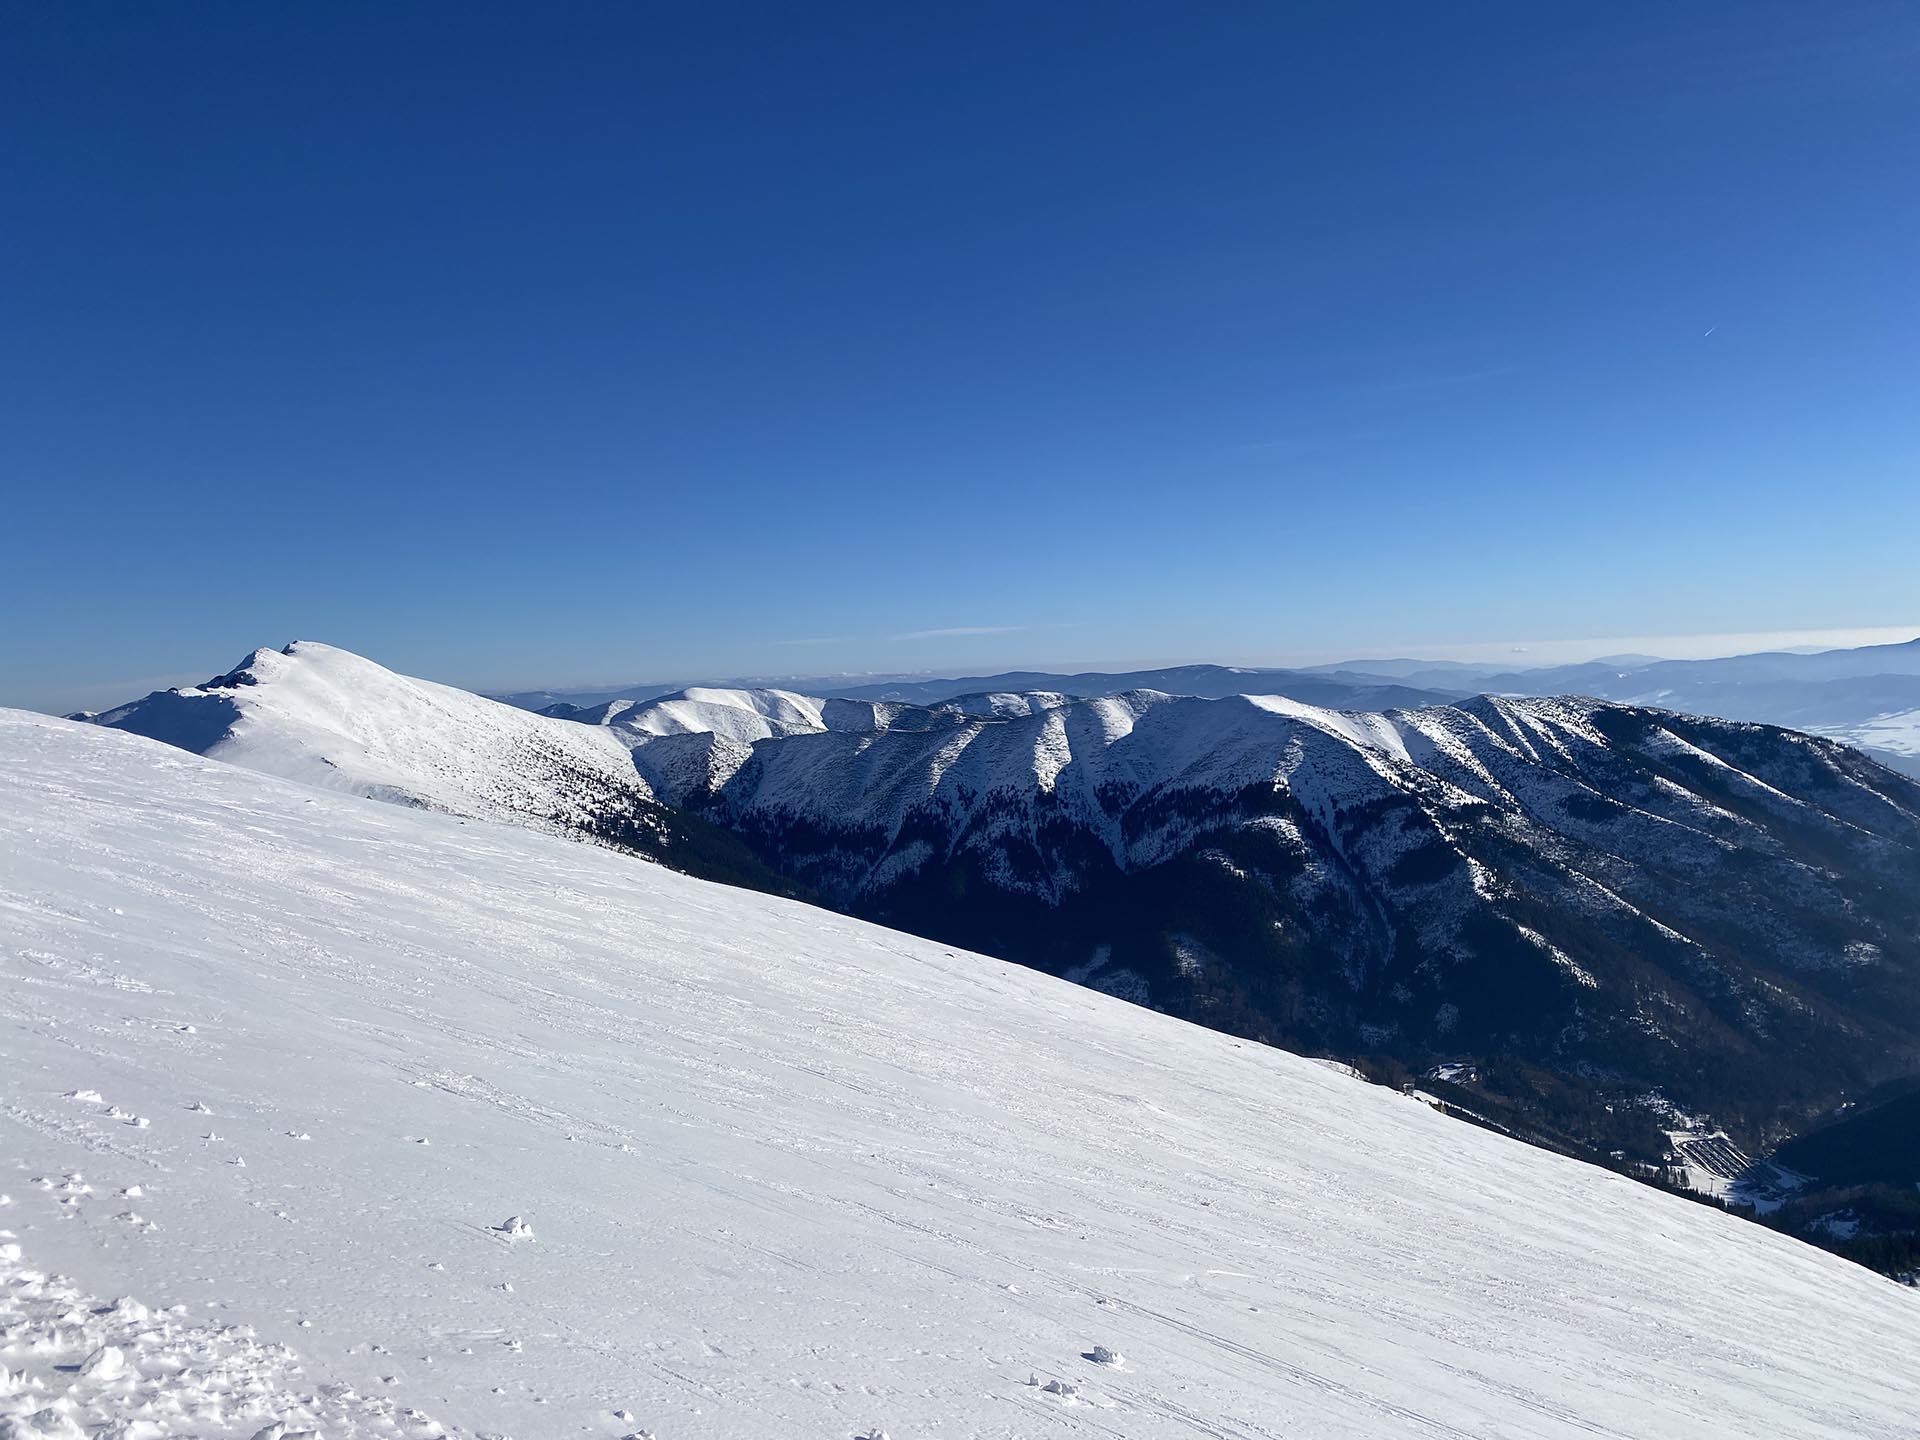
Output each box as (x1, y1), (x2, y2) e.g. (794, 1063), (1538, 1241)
(5, 2), (1917, 709)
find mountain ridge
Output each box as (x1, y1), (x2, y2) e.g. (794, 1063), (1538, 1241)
(93, 642), (804, 898)
(89, 643), (1920, 1196)
(490, 638), (1920, 777)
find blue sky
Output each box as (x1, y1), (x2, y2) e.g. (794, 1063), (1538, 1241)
(5, 3), (1918, 709)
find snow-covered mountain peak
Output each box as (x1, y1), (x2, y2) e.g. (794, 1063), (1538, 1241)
(604, 686), (828, 743)
(560, 685), (946, 743)
(937, 689), (1075, 719)
(93, 640), (656, 831)
(1243, 692), (1415, 764)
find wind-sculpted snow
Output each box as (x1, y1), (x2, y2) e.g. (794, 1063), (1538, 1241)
(4, 710), (1920, 1439)
(0, 1261), (454, 1439)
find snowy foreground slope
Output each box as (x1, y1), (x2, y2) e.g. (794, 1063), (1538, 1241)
(3, 714), (1919, 1440)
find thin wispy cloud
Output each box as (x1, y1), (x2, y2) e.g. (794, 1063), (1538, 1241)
(897, 625), (1030, 642)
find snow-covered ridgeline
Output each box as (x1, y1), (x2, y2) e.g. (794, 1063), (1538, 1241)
(95, 644), (1919, 889)
(93, 643), (655, 833)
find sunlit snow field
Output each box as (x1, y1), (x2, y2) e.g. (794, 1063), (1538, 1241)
(3, 711), (1917, 1439)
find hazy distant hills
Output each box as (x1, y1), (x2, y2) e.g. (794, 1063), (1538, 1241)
(817, 665), (1462, 712)
(1298, 640), (1920, 777)
(1320, 641), (1920, 779)
(1309, 636), (1920, 692)
(502, 664), (1462, 716)
(1446, 643), (1920, 778)
(497, 636), (1920, 778)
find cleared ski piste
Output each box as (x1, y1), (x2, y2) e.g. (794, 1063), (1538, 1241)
(2, 712), (1915, 1440)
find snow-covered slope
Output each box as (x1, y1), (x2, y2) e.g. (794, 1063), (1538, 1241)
(578, 687), (832, 742)
(553, 687), (966, 743)
(698, 683), (1920, 920)
(937, 690), (1076, 719)
(94, 642), (655, 833)
(3, 710), (1918, 1440)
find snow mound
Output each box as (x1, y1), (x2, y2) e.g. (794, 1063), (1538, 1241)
(0, 1252), (451, 1439)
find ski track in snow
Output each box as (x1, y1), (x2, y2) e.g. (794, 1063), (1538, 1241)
(3, 710), (1919, 1438)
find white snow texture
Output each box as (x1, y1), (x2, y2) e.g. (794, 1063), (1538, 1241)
(2, 709), (1917, 1438)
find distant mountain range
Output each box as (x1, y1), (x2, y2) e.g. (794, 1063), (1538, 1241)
(1327, 640), (1920, 777)
(494, 637), (1920, 778)
(91, 643), (1920, 1254)
(785, 665), (1459, 713)
(499, 665), (1462, 717)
